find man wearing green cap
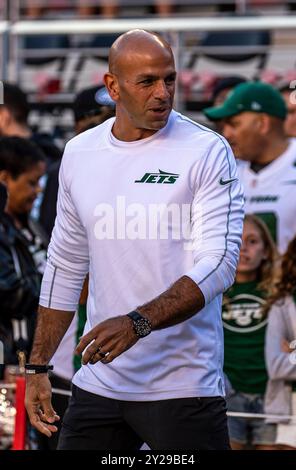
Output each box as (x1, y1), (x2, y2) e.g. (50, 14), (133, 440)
(204, 81), (296, 253)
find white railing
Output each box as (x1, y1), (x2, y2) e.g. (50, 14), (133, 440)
(0, 21), (9, 34)
(0, 15), (295, 110)
(9, 16), (296, 35)
(2, 382), (296, 421)
(8, 15), (294, 109)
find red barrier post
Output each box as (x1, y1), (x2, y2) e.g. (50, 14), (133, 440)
(12, 352), (27, 451)
(12, 375), (26, 450)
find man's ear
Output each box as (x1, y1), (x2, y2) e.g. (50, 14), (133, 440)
(257, 113), (271, 136)
(104, 73), (119, 102)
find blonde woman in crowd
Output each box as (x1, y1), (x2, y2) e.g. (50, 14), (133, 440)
(223, 214), (278, 450)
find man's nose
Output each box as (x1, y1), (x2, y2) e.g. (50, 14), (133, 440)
(154, 80), (170, 100)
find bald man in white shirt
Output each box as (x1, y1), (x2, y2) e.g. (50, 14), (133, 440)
(25, 29), (244, 450)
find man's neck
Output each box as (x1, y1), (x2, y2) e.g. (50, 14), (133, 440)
(253, 135), (289, 166)
(112, 121), (156, 142)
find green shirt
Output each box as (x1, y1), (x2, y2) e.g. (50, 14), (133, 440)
(222, 281), (268, 394)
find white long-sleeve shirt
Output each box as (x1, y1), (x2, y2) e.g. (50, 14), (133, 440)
(238, 138), (296, 254)
(40, 110), (244, 401)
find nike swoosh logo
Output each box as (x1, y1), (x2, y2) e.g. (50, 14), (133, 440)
(219, 177), (238, 185)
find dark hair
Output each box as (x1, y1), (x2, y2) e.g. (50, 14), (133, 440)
(2, 83), (29, 125)
(0, 136), (45, 178)
(73, 85), (115, 123)
(212, 76), (247, 103)
(0, 182), (7, 216)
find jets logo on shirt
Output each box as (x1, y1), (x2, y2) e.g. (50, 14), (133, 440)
(222, 294), (267, 333)
(135, 169), (179, 184)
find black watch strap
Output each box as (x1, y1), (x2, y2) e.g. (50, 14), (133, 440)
(25, 364), (54, 375)
(127, 310), (152, 338)
(127, 311), (144, 322)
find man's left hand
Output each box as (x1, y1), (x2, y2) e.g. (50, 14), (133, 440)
(75, 315), (138, 365)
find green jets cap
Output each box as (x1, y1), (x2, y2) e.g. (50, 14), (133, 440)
(204, 81), (287, 121)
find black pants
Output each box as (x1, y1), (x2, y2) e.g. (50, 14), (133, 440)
(58, 385), (230, 450)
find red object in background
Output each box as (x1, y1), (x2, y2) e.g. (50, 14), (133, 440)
(35, 76), (61, 103)
(12, 376), (26, 450)
(42, 78), (61, 95)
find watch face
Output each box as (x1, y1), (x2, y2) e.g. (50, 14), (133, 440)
(135, 318), (151, 337)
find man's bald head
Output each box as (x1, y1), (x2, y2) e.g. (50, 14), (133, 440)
(109, 29), (174, 75)
(104, 29), (176, 141)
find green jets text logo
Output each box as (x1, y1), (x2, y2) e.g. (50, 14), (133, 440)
(135, 169), (179, 184)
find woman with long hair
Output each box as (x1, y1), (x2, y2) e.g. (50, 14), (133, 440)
(223, 214), (279, 450)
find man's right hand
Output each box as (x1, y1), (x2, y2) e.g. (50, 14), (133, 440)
(25, 374), (60, 437)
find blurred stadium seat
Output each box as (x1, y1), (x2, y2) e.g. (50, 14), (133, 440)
(23, 34), (70, 66)
(187, 28), (271, 75)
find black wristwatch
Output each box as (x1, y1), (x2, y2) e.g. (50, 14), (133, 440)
(25, 364), (54, 375)
(127, 311), (152, 338)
